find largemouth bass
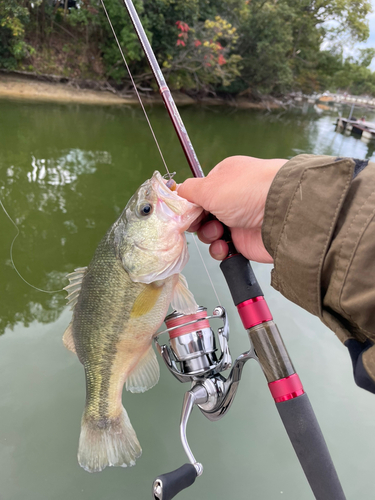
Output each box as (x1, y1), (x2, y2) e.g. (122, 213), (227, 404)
(63, 171), (202, 473)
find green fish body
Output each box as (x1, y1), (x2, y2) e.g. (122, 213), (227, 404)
(63, 172), (202, 472)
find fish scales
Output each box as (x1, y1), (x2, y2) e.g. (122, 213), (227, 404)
(63, 171), (202, 473)
(74, 236), (135, 421)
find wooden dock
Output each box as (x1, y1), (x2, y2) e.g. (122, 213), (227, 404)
(336, 117), (375, 140)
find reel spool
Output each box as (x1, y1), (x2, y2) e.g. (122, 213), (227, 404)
(165, 308), (220, 375)
(154, 306), (232, 382)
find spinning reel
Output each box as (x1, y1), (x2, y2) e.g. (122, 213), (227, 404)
(152, 306), (258, 500)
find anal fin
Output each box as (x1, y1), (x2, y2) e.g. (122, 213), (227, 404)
(126, 346), (160, 393)
(63, 323), (76, 354)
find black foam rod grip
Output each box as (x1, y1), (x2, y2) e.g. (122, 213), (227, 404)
(152, 464), (197, 500)
(220, 254), (263, 305)
(276, 393), (346, 500)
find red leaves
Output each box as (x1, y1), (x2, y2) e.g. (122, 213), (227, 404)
(175, 19), (226, 65)
(175, 21), (190, 33)
(176, 20), (189, 47)
(218, 54), (227, 66)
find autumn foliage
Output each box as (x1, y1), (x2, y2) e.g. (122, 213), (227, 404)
(163, 16), (241, 91)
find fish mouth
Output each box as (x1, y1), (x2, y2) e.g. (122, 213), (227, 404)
(152, 171), (181, 204)
(151, 171), (203, 223)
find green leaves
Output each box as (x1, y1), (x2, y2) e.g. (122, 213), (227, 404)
(0, 0), (32, 68)
(0, 0), (374, 95)
(98, 0), (149, 82)
(233, 0), (374, 94)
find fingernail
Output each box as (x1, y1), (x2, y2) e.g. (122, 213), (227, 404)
(202, 222), (218, 240)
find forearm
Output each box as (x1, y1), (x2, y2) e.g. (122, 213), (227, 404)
(262, 154), (375, 392)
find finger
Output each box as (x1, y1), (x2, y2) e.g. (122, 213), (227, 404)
(186, 210), (208, 233)
(177, 177), (208, 208)
(209, 240), (229, 261)
(196, 220), (224, 244)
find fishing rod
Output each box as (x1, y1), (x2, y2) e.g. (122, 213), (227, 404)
(109, 2), (347, 499)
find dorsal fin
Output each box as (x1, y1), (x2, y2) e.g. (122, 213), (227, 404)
(64, 266), (87, 310)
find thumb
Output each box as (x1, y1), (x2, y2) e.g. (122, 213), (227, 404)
(177, 177), (209, 209)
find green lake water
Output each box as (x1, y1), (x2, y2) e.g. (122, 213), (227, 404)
(0, 98), (374, 500)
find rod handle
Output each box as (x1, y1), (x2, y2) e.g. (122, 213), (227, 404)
(276, 393), (346, 500)
(152, 464), (198, 500)
(220, 253), (263, 305)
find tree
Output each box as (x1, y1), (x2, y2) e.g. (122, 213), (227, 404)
(0, 0), (374, 96)
(238, 0), (294, 94)
(0, 0), (33, 69)
(97, 0), (151, 82)
(231, 0), (373, 94)
(162, 16), (241, 92)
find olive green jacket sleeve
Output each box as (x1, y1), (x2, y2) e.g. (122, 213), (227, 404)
(262, 154), (375, 391)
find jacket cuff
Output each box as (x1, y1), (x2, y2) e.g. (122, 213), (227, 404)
(345, 339), (375, 394)
(262, 154), (354, 317)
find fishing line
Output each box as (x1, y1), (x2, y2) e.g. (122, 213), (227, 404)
(101, 1), (220, 304)
(100, 0), (172, 179)
(0, 195), (64, 294)
(191, 233), (221, 306)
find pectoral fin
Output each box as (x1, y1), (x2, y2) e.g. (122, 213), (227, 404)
(171, 274), (198, 314)
(130, 285), (163, 318)
(126, 346), (160, 393)
(62, 322), (76, 354)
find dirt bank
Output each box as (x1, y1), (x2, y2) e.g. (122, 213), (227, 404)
(0, 73), (144, 105)
(0, 72), (198, 106)
(0, 72), (281, 109)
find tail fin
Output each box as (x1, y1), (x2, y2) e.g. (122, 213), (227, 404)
(77, 406), (142, 473)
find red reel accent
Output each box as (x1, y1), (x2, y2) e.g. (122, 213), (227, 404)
(166, 311), (210, 339)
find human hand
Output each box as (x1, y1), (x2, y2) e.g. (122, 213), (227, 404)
(178, 156), (287, 263)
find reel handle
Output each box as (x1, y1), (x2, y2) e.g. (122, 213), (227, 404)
(152, 464), (198, 500)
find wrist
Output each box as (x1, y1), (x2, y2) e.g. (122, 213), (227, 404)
(249, 159), (287, 230)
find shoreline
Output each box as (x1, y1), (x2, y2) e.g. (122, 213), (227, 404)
(0, 72), (281, 109)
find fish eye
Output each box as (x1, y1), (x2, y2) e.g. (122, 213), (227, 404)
(138, 203), (153, 217)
